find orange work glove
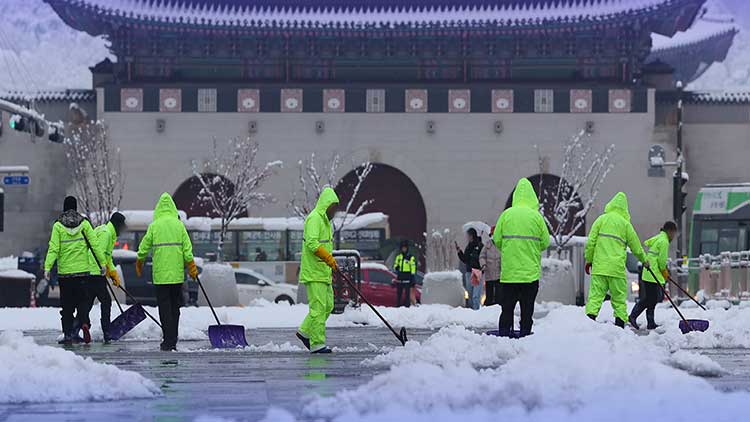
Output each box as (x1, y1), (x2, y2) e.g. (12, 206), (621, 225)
(107, 268), (121, 287)
(314, 246), (338, 271)
(135, 259), (144, 278)
(661, 269), (670, 281)
(187, 260), (199, 280)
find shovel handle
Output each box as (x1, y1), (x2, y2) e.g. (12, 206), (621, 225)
(116, 284), (162, 328)
(667, 276), (707, 311)
(337, 269), (406, 346)
(644, 266), (692, 330)
(196, 277), (222, 326)
(104, 279), (124, 313)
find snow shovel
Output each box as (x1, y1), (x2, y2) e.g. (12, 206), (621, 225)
(485, 330), (533, 339)
(196, 277), (248, 348)
(108, 284), (163, 341)
(667, 276), (707, 311)
(645, 266), (709, 334)
(337, 270), (408, 346)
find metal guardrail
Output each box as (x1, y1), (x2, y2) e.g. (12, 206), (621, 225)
(670, 251), (750, 301)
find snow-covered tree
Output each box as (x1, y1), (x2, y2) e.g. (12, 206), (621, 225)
(64, 117), (124, 226)
(535, 130), (615, 252)
(288, 153), (373, 237)
(192, 137), (282, 261)
(425, 228), (457, 272)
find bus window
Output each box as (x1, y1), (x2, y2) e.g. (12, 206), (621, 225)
(699, 227), (719, 255)
(718, 228), (739, 253)
(191, 231), (237, 261)
(239, 230), (285, 261)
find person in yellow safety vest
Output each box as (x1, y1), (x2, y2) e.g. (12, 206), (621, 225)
(296, 187), (340, 354)
(493, 178), (550, 337)
(43, 196), (107, 345)
(136, 193), (198, 351)
(584, 192), (650, 328)
(629, 221), (677, 330)
(393, 240), (417, 308)
(81, 212), (127, 344)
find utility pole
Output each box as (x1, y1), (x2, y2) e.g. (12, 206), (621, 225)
(674, 81), (687, 260)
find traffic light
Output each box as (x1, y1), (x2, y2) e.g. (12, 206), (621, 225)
(673, 171), (689, 221)
(9, 114), (28, 132)
(48, 125), (63, 143)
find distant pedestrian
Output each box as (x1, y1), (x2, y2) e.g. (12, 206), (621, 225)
(456, 228), (483, 310)
(393, 240), (416, 307)
(480, 226), (501, 306)
(255, 248), (267, 262)
(628, 221), (677, 330)
(82, 212), (127, 343)
(493, 178), (549, 337)
(584, 192), (649, 328)
(43, 196), (106, 345)
(296, 187), (340, 354)
(136, 193), (198, 351)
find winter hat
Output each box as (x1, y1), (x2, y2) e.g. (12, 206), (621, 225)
(63, 196), (78, 212)
(110, 212), (127, 234)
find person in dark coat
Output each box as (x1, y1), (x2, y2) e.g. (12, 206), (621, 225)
(456, 228), (483, 310)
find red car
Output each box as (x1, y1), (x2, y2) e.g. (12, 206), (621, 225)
(358, 264), (421, 307)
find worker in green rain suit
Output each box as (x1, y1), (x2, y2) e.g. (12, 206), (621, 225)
(296, 187), (340, 354)
(585, 192), (649, 328)
(136, 193), (198, 351)
(629, 221), (677, 330)
(493, 178), (550, 337)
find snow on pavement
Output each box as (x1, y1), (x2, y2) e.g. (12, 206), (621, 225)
(267, 307), (748, 422)
(0, 331), (160, 404)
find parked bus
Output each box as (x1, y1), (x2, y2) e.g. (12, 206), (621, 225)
(116, 212), (390, 263)
(690, 184), (750, 258)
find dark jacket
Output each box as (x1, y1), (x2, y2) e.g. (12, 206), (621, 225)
(458, 239), (483, 272)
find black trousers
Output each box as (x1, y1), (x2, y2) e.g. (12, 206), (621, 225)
(629, 281), (663, 328)
(83, 276), (113, 340)
(396, 282), (412, 307)
(484, 280), (500, 306)
(59, 276), (89, 337)
(498, 281), (539, 335)
(156, 284), (183, 348)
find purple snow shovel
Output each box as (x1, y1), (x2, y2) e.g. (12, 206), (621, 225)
(108, 284), (162, 341)
(196, 277), (248, 348)
(644, 266), (709, 334)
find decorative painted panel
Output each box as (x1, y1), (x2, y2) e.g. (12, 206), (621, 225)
(323, 89), (345, 113)
(448, 89), (470, 113)
(609, 89), (632, 113)
(570, 89), (592, 113)
(281, 89), (303, 112)
(492, 89), (514, 113)
(405, 89), (428, 113)
(120, 88), (143, 112)
(159, 89), (181, 112)
(238, 89), (260, 112)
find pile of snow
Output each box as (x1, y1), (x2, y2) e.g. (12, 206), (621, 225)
(0, 255), (34, 279)
(423, 270), (463, 283)
(540, 257), (573, 272)
(0, 331), (159, 403)
(112, 249), (138, 260)
(273, 306), (746, 422)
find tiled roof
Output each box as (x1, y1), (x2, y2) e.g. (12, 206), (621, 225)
(651, 15), (738, 52)
(0, 89), (95, 103)
(45, 0), (703, 30)
(686, 91), (750, 104)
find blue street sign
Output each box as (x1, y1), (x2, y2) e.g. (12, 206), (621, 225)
(3, 175), (29, 185)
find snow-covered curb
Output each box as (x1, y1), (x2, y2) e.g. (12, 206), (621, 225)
(0, 331), (160, 403)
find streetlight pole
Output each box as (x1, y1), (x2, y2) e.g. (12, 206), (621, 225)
(675, 81), (684, 259)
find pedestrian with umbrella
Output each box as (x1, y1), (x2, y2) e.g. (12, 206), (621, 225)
(135, 193), (198, 351)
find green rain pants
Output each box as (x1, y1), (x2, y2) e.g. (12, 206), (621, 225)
(585, 275), (629, 322)
(299, 281), (334, 350)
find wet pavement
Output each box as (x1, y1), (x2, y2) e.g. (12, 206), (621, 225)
(1, 327), (749, 421)
(0, 327), (435, 422)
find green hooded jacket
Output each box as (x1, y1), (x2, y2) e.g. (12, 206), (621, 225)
(299, 187), (340, 284)
(94, 221), (118, 273)
(493, 178), (550, 283)
(44, 210), (106, 277)
(585, 192), (647, 279)
(642, 230), (670, 285)
(137, 193), (194, 285)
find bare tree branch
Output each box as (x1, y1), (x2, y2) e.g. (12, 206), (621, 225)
(191, 137), (282, 261)
(64, 118), (124, 226)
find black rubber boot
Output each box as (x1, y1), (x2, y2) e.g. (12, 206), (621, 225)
(628, 315), (640, 330)
(296, 332), (311, 350)
(646, 309), (659, 330)
(614, 318), (626, 328)
(587, 314), (597, 321)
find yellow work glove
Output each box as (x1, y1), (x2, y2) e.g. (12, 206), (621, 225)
(135, 259), (144, 278)
(314, 246), (338, 271)
(661, 269), (670, 281)
(187, 260), (199, 280)
(107, 268), (121, 287)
